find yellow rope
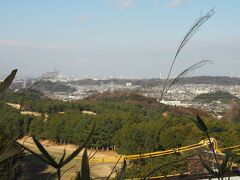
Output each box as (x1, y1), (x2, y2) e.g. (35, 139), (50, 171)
(125, 138), (240, 160)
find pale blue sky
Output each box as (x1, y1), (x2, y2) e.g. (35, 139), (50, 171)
(0, 0), (240, 78)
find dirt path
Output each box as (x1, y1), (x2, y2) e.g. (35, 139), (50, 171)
(18, 136), (123, 179)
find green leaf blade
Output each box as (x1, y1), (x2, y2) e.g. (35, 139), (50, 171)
(32, 136), (58, 168)
(58, 149), (66, 165)
(0, 148), (22, 164)
(194, 115), (208, 133)
(199, 154), (218, 176)
(0, 69), (17, 95)
(0, 129), (58, 168)
(81, 149), (90, 180)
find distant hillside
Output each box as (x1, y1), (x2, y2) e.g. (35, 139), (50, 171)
(70, 78), (157, 86)
(12, 76), (240, 91)
(193, 91), (239, 103)
(70, 76), (240, 87)
(176, 76), (240, 85)
(34, 80), (76, 93)
(86, 90), (210, 117)
(86, 90), (158, 105)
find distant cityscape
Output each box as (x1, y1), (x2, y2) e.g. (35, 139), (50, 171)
(4, 72), (240, 120)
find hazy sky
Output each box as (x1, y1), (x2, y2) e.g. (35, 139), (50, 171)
(0, 0), (240, 78)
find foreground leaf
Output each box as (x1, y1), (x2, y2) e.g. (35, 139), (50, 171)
(58, 149), (66, 165)
(0, 131), (55, 167)
(81, 149), (90, 180)
(75, 172), (81, 180)
(32, 136), (58, 168)
(0, 148), (22, 164)
(0, 69), (17, 95)
(199, 154), (218, 176)
(192, 115), (208, 133)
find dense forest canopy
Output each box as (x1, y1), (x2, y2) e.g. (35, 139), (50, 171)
(2, 89), (240, 151)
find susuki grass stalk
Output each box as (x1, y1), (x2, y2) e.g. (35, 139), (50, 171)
(108, 9), (215, 180)
(160, 9), (215, 100)
(163, 60), (213, 95)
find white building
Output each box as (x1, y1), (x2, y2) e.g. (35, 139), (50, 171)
(160, 99), (181, 106)
(126, 82), (132, 87)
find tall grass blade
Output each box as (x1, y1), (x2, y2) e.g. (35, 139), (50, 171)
(117, 159), (127, 180)
(163, 60), (212, 95)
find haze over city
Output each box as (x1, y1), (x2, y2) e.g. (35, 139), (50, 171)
(1, 0), (240, 78)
